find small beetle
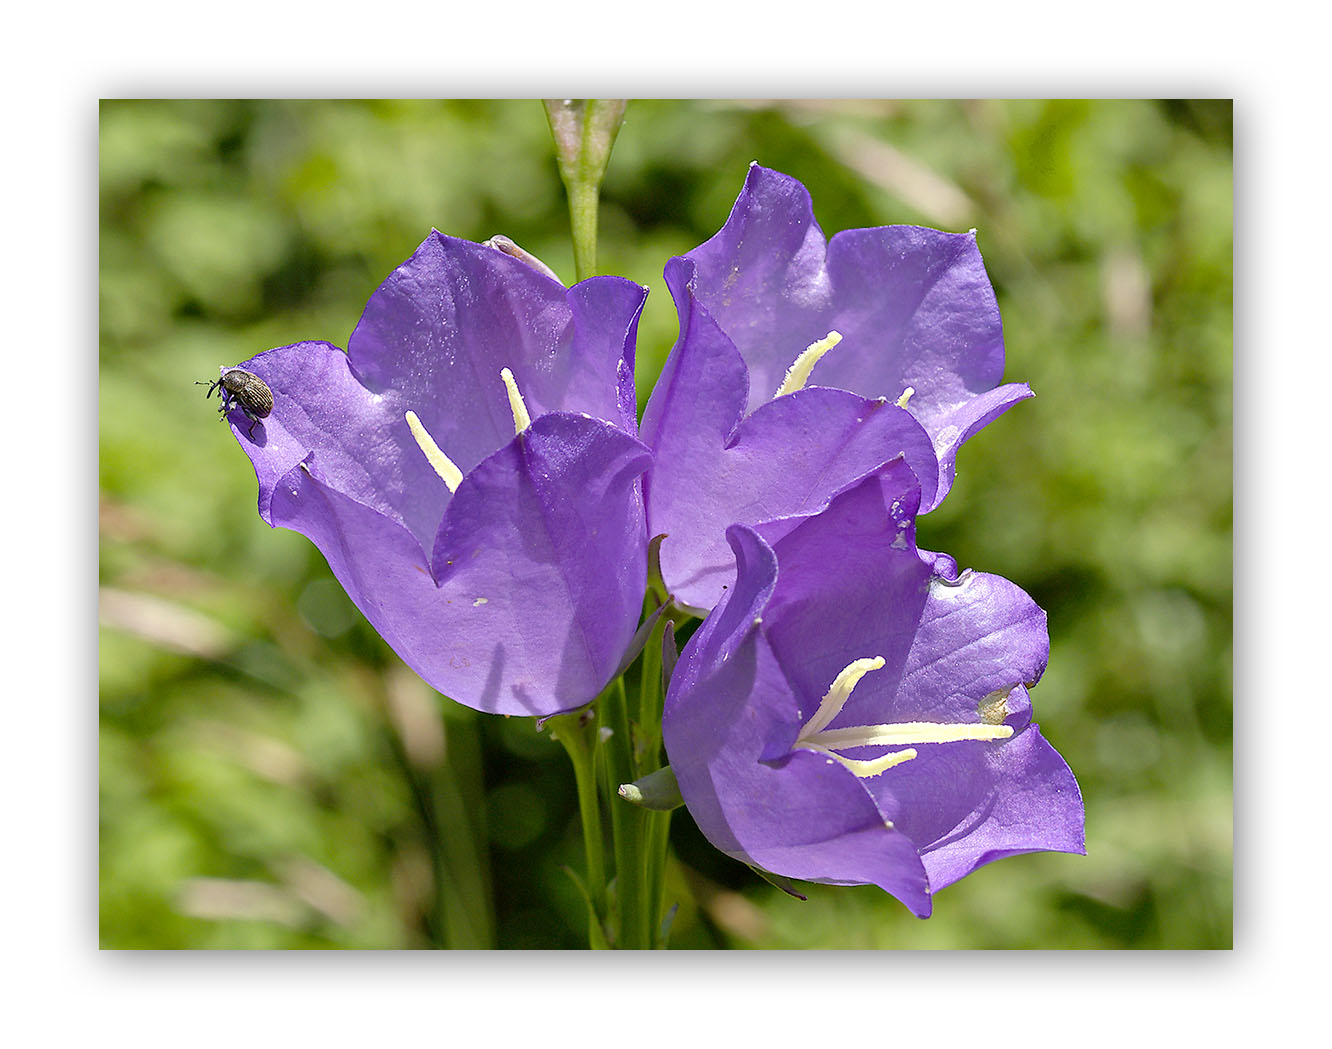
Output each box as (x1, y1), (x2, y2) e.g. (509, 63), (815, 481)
(199, 368), (273, 438)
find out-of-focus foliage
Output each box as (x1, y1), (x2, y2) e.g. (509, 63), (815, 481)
(99, 99), (1232, 949)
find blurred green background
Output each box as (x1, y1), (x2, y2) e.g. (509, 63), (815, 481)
(99, 99), (1232, 949)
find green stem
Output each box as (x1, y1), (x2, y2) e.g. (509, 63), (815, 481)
(643, 808), (673, 947)
(637, 616), (664, 752)
(635, 606), (681, 947)
(547, 709), (607, 947)
(601, 676), (648, 948)
(568, 180), (601, 283)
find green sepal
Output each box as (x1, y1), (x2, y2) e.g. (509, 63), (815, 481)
(646, 532), (670, 607)
(611, 601), (667, 680)
(661, 620), (679, 693)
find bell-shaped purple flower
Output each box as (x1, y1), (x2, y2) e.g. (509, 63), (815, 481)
(219, 232), (652, 717)
(642, 164), (1030, 612)
(661, 460), (1083, 917)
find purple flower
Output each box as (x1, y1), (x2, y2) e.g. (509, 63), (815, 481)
(220, 232), (652, 717)
(661, 460), (1084, 917)
(642, 164), (1029, 612)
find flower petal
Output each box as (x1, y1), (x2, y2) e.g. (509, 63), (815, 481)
(663, 597), (931, 916)
(431, 412), (652, 711)
(663, 463), (1083, 911)
(681, 165), (1006, 427)
(229, 340), (448, 553)
(642, 281), (938, 612)
(565, 274), (648, 435)
(640, 258), (749, 453)
(757, 460), (933, 721)
(925, 381), (1033, 512)
(346, 232), (645, 478)
(866, 720), (1086, 893)
(664, 164), (1024, 516)
(231, 241), (647, 558)
(267, 412), (650, 716)
(816, 224), (1006, 434)
(837, 564), (1081, 882)
(888, 568), (1050, 726)
(664, 523), (779, 699)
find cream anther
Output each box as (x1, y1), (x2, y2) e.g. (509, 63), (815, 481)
(405, 410), (464, 492)
(774, 331), (843, 398)
(896, 386), (915, 408)
(500, 367), (532, 434)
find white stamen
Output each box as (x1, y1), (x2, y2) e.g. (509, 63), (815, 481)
(801, 742), (920, 778)
(896, 386), (915, 408)
(500, 367), (532, 434)
(774, 331), (843, 398)
(793, 656), (1017, 780)
(405, 411), (463, 492)
(798, 657), (885, 739)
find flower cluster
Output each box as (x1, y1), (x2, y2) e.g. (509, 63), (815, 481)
(213, 165), (1083, 916)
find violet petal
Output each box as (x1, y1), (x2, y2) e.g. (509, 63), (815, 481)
(663, 526), (932, 915)
(642, 279), (938, 611)
(222, 233), (650, 716)
(643, 163), (1027, 561)
(269, 412), (649, 716)
(682, 165), (1007, 434)
(663, 464), (1083, 913)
